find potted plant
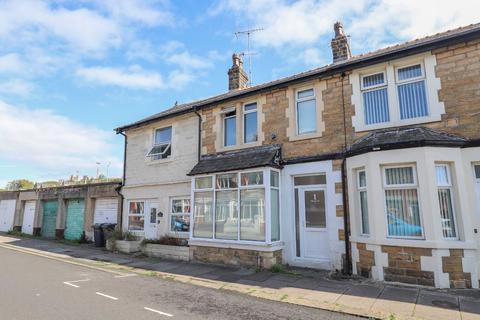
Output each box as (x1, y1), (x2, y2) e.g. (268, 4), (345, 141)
(140, 236), (190, 261)
(106, 230), (141, 253)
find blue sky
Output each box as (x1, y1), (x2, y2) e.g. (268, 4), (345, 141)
(0, 0), (479, 188)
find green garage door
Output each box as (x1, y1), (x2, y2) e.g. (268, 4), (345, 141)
(65, 199), (85, 240)
(42, 200), (58, 238)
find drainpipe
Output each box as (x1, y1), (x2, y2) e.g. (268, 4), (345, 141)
(194, 109), (202, 162)
(340, 72), (352, 275)
(116, 131), (127, 232)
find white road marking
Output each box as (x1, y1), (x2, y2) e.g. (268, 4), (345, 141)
(63, 278), (90, 288)
(144, 307), (173, 317)
(114, 273), (137, 278)
(95, 292), (118, 300)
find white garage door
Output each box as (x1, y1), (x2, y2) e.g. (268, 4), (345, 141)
(94, 198), (118, 224)
(0, 199), (16, 232)
(22, 201), (36, 235)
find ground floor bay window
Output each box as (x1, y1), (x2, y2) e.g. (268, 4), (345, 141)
(191, 168), (280, 244)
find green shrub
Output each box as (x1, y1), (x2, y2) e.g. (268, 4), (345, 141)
(107, 230), (138, 241)
(141, 236), (187, 247)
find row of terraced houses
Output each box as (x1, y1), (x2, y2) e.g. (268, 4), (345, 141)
(2, 22), (480, 289)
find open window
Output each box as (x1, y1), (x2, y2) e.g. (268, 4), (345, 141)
(221, 107), (236, 147)
(147, 126), (172, 160)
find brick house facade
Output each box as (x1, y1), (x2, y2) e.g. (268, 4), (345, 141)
(116, 22), (480, 288)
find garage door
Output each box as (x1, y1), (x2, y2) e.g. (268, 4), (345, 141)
(0, 199), (16, 232)
(22, 200), (36, 235)
(42, 200), (58, 238)
(65, 199), (85, 240)
(94, 198), (118, 224)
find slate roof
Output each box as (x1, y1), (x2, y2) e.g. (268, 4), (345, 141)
(348, 127), (467, 156)
(188, 145), (282, 176)
(115, 22), (480, 133)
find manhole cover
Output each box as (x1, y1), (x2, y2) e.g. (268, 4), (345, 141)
(432, 299), (457, 309)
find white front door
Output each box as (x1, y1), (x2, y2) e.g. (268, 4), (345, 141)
(0, 199), (16, 232)
(144, 202), (160, 239)
(298, 187), (330, 260)
(22, 201), (36, 235)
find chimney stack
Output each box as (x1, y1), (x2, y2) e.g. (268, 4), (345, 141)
(331, 21), (351, 63)
(228, 53), (249, 91)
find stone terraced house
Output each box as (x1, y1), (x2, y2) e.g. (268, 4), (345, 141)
(115, 22), (480, 289)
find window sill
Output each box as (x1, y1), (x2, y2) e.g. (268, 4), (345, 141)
(355, 115), (441, 133)
(145, 157), (174, 166)
(189, 238), (284, 251)
(350, 235), (477, 250)
(288, 131), (323, 142)
(218, 141), (262, 152)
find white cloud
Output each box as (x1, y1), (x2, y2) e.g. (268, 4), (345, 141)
(0, 53), (25, 74)
(165, 51), (213, 70)
(0, 101), (121, 174)
(0, 79), (34, 96)
(76, 66), (165, 90)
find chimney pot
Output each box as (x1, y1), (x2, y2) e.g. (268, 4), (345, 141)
(228, 53), (249, 91)
(331, 21), (351, 63)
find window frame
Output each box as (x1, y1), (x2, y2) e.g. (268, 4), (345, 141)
(222, 107), (237, 147)
(295, 87), (317, 136)
(169, 197), (191, 234)
(127, 200), (145, 232)
(146, 126), (173, 161)
(360, 71), (387, 91)
(435, 164), (458, 240)
(395, 62), (425, 84)
(382, 164), (424, 240)
(356, 169), (369, 236)
(242, 102), (258, 144)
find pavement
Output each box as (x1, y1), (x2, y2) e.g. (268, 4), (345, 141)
(1, 234), (479, 320)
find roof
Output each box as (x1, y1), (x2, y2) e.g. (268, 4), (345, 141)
(347, 127), (467, 156)
(188, 145), (282, 176)
(115, 23), (480, 133)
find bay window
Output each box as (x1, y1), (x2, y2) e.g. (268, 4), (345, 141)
(128, 201), (145, 231)
(383, 165), (423, 238)
(357, 170), (369, 235)
(192, 169), (280, 243)
(435, 164), (457, 239)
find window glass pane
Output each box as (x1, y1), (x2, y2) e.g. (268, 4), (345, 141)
(129, 202), (144, 214)
(149, 144), (171, 160)
(385, 167), (414, 185)
(195, 177), (212, 189)
(149, 207), (157, 223)
(297, 88), (314, 99)
(240, 189), (265, 241)
(271, 189), (280, 241)
(244, 103), (257, 111)
(270, 171), (279, 188)
(358, 171), (366, 188)
(362, 73), (385, 88)
(363, 88), (390, 125)
(474, 165), (480, 179)
(193, 192), (213, 238)
(244, 111), (258, 143)
(385, 189), (422, 237)
(304, 190), (326, 228)
(294, 174), (326, 186)
(436, 166), (450, 186)
(241, 172), (263, 186)
(398, 64), (422, 81)
(215, 191), (238, 240)
(155, 127), (172, 144)
(398, 80), (428, 119)
(216, 173), (238, 189)
(360, 191), (369, 234)
(224, 116), (236, 146)
(438, 189), (456, 238)
(128, 216), (144, 231)
(170, 215), (190, 232)
(297, 99), (316, 134)
(172, 199), (190, 213)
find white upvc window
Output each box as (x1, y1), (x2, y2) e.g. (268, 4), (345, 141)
(222, 107), (236, 147)
(243, 102), (258, 143)
(170, 198), (191, 234)
(435, 164), (458, 239)
(128, 201), (145, 231)
(474, 164), (480, 180)
(191, 168), (280, 244)
(356, 170), (369, 235)
(361, 72), (390, 125)
(147, 126), (172, 160)
(395, 63), (429, 120)
(296, 88), (317, 135)
(383, 165), (423, 239)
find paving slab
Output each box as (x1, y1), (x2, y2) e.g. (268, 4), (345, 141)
(414, 292), (460, 320)
(169, 264), (217, 276)
(371, 286), (419, 318)
(242, 271), (272, 282)
(336, 284), (384, 315)
(460, 297), (480, 320)
(269, 273), (302, 283)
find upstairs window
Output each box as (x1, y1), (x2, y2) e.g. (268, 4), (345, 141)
(474, 164), (480, 180)
(436, 164), (457, 239)
(243, 103), (258, 143)
(222, 107), (236, 147)
(296, 88), (317, 135)
(396, 64), (428, 119)
(147, 127), (172, 160)
(361, 72), (389, 125)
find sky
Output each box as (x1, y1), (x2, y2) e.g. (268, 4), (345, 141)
(0, 0), (479, 188)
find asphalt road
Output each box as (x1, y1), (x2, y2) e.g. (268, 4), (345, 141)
(0, 247), (360, 320)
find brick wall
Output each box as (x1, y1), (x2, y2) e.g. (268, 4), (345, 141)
(356, 243), (375, 278)
(442, 249), (472, 288)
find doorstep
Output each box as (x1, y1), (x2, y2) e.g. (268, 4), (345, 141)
(0, 233), (479, 320)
